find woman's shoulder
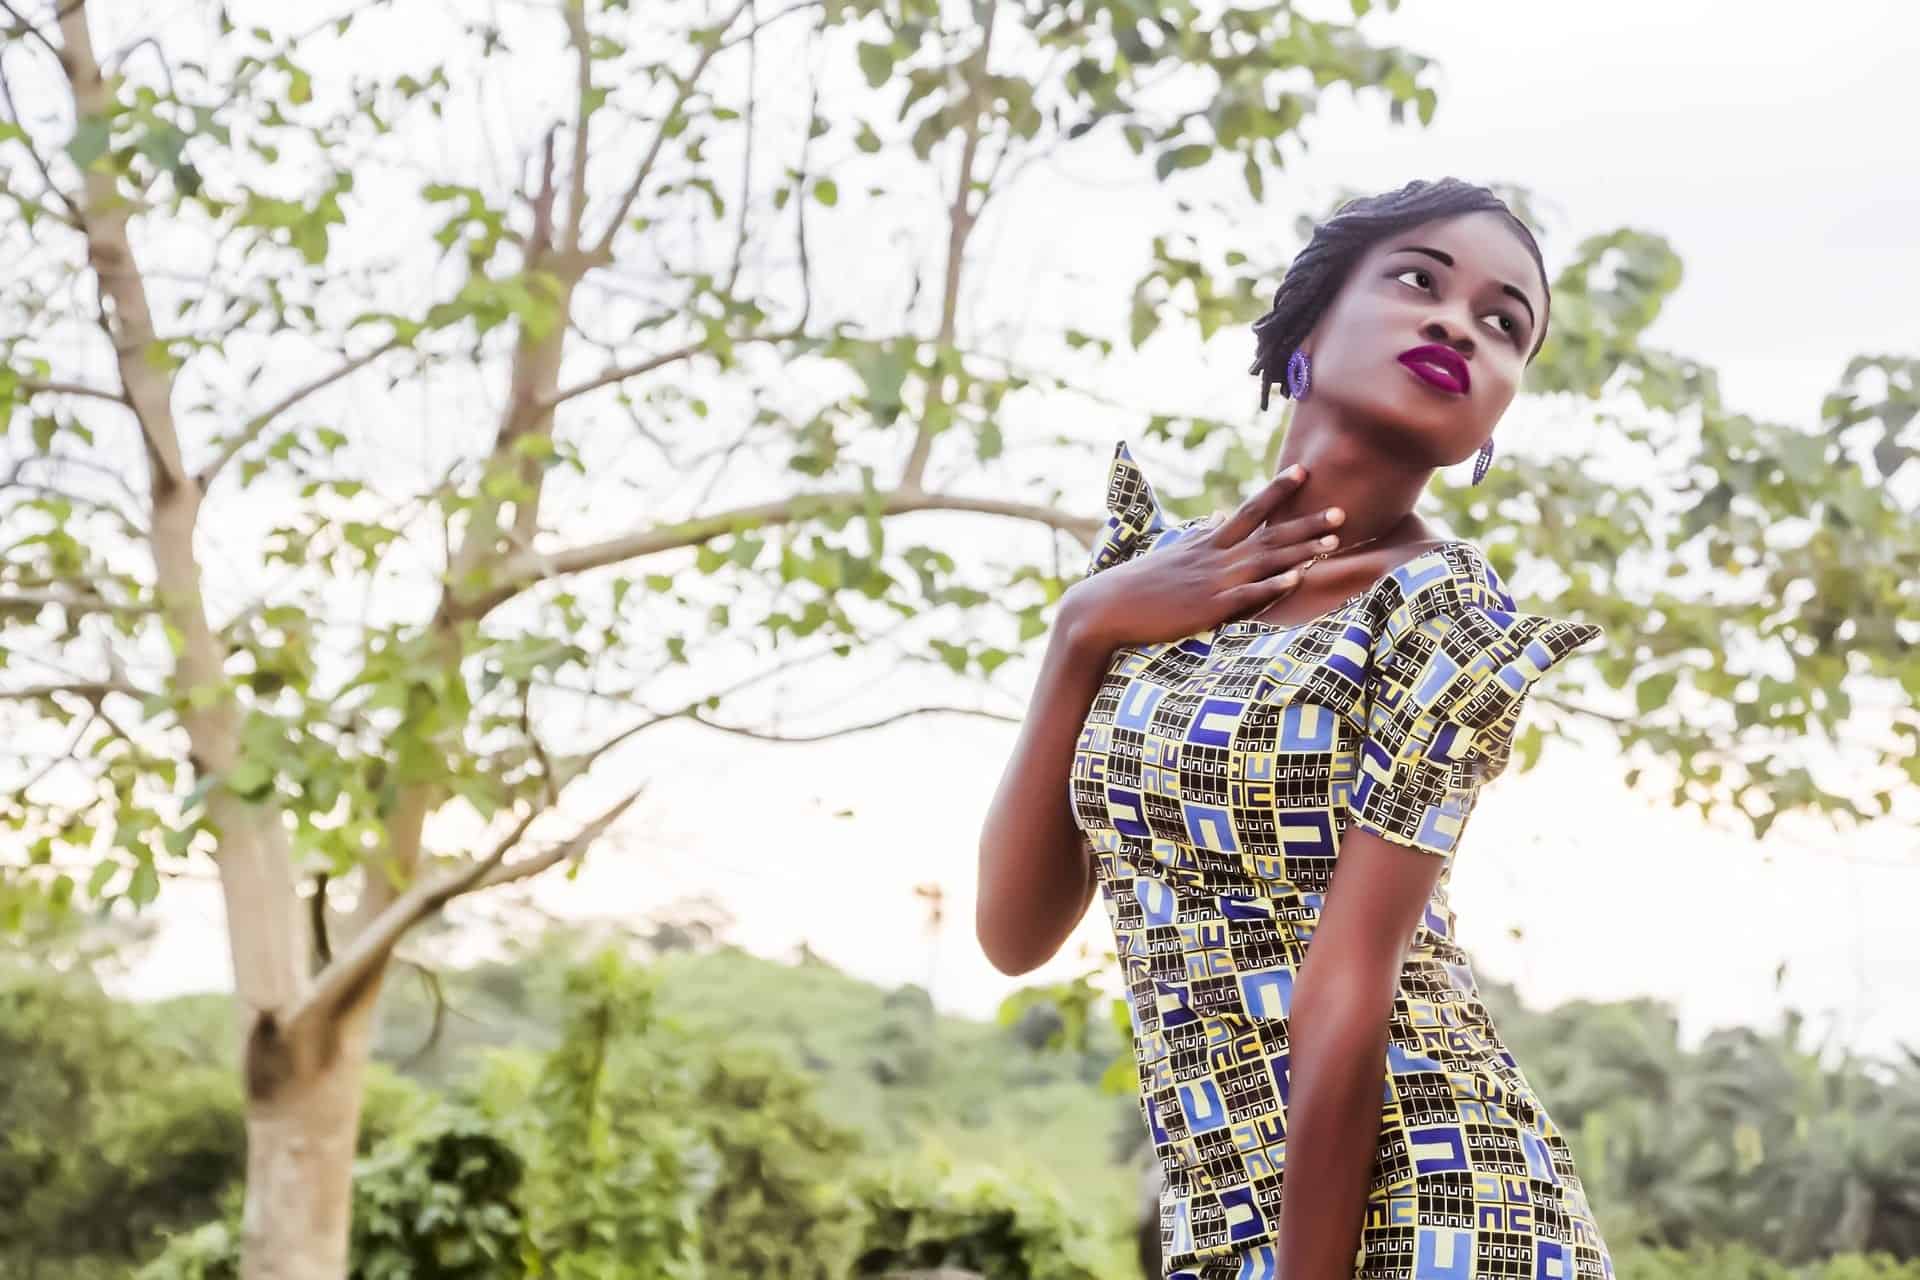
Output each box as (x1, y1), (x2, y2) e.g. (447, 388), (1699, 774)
(1379, 537), (1507, 615)
(1372, 536), (1606, 668)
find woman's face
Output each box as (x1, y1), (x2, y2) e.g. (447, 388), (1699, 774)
(1299, 210), (1547, 465)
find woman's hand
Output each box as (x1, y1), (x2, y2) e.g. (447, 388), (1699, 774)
(1064, 463), (1343, 653)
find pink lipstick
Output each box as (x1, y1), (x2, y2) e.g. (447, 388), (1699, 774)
(1397, 344), (1470, 395)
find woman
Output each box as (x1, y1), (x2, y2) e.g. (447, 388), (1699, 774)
(976, 178), (1614, 1280)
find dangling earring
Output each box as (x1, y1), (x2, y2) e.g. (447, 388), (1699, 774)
(1285, 349), (1311, 401)
(1471, 439), (1495, 485)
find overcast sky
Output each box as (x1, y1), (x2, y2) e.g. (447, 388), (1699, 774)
(110, 0), (1920, 1061)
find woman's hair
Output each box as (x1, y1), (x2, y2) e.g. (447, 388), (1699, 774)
(1248, 177), (1551, 411)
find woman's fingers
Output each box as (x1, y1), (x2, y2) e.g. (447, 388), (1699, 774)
(1210, 464), (1306, 547)
(1256, 506), (1344, 550)
(1222, 566), (1305, 615)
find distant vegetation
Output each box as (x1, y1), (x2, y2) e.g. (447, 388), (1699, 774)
(5, 922), (1919, 1278)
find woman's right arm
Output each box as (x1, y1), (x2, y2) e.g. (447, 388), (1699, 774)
(973, 590), (1118, 976)
(974, 461), (1333, 976)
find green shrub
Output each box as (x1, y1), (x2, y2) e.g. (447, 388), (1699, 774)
(141, 1108), (525, 1280)
(848, 1150), (1105, 1280)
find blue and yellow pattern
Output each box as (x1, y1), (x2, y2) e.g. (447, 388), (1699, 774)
(1071, 441), (1614, 1280)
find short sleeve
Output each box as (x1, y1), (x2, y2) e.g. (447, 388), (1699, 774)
(1084, 439), (1211, 578)
(1346, 543), (1606, 858)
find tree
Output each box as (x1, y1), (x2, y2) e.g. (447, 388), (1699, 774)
(0, 0), (1448, 1270)
(3, 0), (1915, 1276)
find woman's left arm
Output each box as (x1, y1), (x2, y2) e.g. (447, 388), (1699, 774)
(1274, 827), (1447, 1279)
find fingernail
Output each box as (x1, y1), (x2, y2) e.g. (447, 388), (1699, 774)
(1319, 534), (1339, 549)
(1283, 464), (1303, 479)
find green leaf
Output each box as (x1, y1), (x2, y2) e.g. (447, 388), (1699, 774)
(226, 759), (274, 799)
(65, 118), (110, 170)
(128, 860), (160, 907)
(1636, 671), (1677, 715)
(1129, 294), (1158, 348)
(1153, 144), (1211, 181)
(87, 860), (121, 899)
(856, 41), (894, 88)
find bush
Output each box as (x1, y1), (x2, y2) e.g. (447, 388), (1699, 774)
(849, 1151), (1105, 1280)
(0, 964), (245, 1267)
(141, 1108), (526, 1280)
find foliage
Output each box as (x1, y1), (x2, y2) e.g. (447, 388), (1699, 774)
(848, 1151), (1106, 1280)
(138, 1221), (243, 1280)
(0, 962), (243, 1269)
(141, 1110), (529, 1280)
(393, 934), (1140, 1273)
(460, 945), (872, 1279)
(1006, 957), (1920, 1268)
(350, 1114), (529, 1280)
(1615, 1243), (1920, 1280)
(688, 1040), (868, 1280)
(13, 941), (1920, 1278)
(1483, 984), (1920, 1263)
(514, 950), (720, 1279)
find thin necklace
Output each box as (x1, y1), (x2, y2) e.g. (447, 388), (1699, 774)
(1299, 519), (1400, 575)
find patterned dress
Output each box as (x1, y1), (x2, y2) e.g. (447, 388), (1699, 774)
(1069, 441), (1615, 1280)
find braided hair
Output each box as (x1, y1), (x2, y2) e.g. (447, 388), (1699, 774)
(1248, 178), (1552, 411)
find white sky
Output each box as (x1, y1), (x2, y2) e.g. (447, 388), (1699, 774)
(86, 0), (1920, 1061)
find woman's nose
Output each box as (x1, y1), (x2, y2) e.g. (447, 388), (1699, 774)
(1421, 318), (1473, 355)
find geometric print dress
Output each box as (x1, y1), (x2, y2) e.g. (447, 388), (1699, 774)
(1069, 441), (1615, 1280)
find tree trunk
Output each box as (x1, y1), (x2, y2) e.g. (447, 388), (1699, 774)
(238, 985), (383, 1279)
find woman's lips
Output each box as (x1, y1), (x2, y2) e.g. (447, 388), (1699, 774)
(1397, 347), (1470, 395)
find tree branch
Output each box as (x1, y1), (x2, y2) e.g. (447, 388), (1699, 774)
(589, 0), (756, 259)
(476, 784), (649, 889)
(196, 339), (400, 490)
(0, 0), (62, 59)
(309, 874), (332, 969)
(537, 329), (799, 414)
(0, 586), (146, 617)
(714, 0), (822, 53)
(688, 702), (1017, 743)
(561, 0), (592, 254)
(536, 612), (929, 771)
(465, 486), (1100, 617)
(0, 46), (83, 227)
(901, 0), (998, 493)
(286, 785), (645, 1035)
(722, 0), (757, 298)
(55, 2), (189, 495)
(395, 959), (450, 1070)
(0, 677), (149, 702)
(18, 377), (128, 405)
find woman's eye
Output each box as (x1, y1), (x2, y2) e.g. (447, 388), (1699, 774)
(1396, 268), (1526, 345)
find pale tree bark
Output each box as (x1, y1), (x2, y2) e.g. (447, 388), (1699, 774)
(51, 8), (359, 1276)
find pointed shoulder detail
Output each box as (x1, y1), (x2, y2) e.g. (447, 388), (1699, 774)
(1085, 439), (1180, 577)
(1366, 539), (1606, 790)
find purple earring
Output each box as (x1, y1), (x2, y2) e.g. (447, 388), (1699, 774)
(1471, 440), (1495, 485)
(1285, 349), (1311, 400)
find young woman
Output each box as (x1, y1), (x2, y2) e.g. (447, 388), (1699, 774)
(976, 178), (1614, 1280)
